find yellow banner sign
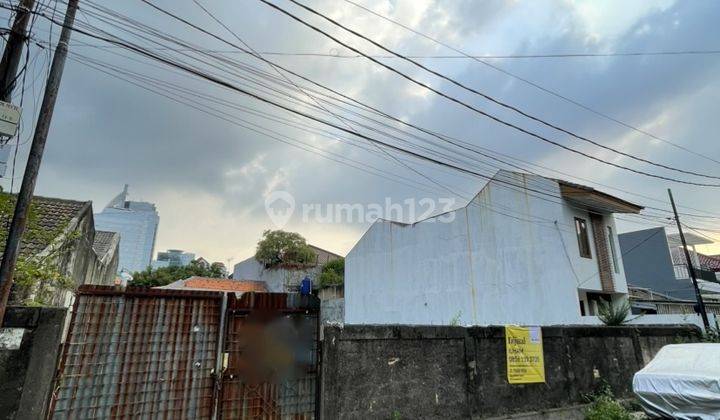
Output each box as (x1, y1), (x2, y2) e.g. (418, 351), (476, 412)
(505, 325), (545, 384)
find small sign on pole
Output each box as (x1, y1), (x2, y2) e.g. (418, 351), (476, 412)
(505, 325), (545, 384)
(0, 101), (21, 137)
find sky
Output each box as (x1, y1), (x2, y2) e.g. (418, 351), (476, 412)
(1, 0), (719, 267)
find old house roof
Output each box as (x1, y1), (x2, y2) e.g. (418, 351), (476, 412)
(699, 255), (720, 271)
(92, 230), (119, 258)
(557, 180), (643, 214)
(669, 247), (720, 272)
(308, 244), (343, 259)
(0, 194), (90, 258)
(156, 277), (269, 293)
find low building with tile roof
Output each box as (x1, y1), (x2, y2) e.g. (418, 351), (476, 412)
(156, 276), (268, 295)
(0, 193), (120, 306)
(232, 243), (343, 294)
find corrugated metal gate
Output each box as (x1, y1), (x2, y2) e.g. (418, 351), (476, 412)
(220, 293), (319, 419)
(49, 286), (319, 419)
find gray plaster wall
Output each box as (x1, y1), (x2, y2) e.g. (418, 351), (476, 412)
(321, 324), (700, 419)
(320, 298), (344, 325)
(0, 306), (67, 420)
(618, 227), (696, 300)
(233, 256), (323, 292)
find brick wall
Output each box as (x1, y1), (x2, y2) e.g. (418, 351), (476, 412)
(590, 213), (615, 292)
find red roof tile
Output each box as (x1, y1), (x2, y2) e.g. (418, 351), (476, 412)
(184, 277), (268, 293)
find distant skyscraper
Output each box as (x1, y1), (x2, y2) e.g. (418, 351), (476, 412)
(95, 185), (159, 274)
(151, 249), (195, 270)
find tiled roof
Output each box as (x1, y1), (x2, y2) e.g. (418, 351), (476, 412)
(157, 277), (268, 293)
(93, 230), (118, 257)
(672, 249), (720, 272)
(699, 254), (720, 271)
(308, 244), (343, 259)
(0, 194), (89, 258)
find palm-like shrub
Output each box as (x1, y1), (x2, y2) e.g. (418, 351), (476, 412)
(597, 299), (631, 326)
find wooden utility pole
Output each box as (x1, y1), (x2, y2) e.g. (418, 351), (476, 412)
(0, 0), (78, 320)
(668, 188), (710, 330)
(0, 0), (35, 102)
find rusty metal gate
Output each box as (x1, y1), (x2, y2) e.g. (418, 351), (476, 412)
(220, 293), (319, 419)
(49, 286), (319, 419)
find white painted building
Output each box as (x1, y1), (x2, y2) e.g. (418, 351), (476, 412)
(345, 171), (643, 326)
(233, 245), (342, 292)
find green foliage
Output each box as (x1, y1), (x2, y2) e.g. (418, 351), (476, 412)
(673, 318), (720, 343)
(319, 258), (344, 287)
(0, 194), (78, 305)
(449, 311), (462, 326)
(131, 259), (226, 287)
(389, 411), (402, 420)
(597, 299), (631, 326)
(583, 385), (632, 420)
(254, 230), (316, 268)
(702, 318), (720, 343)
(210, 261), (226, 274)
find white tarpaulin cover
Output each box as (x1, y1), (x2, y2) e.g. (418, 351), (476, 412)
(633, 343), (720, 419)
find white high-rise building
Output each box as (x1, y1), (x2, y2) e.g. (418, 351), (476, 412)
(95, 185), (159, 274)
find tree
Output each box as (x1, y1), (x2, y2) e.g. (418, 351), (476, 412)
(319, 258), (344, 287)
(254, 230), (316, 268)
(210, 262), (227, 276)
(131, 259), (226, 287)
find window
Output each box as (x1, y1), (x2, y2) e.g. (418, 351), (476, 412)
(575, 217), (591, 258)
(607, 226), (620, 273)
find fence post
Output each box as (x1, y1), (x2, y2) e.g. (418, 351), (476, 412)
(211, 292), (228, 420)
(630, 327), (645, 367)
(463, 328), (478, 417)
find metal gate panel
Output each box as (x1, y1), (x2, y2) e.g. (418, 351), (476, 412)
(219, 293), (319, 420)
(50, 286), (222, 419)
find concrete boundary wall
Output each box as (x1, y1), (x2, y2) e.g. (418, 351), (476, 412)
(0, 306), (68, 420)
(321, 324), (700, 419)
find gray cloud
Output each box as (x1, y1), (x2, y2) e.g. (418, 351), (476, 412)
(2, 0), (719, 261)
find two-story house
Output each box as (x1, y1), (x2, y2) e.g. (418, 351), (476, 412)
(619, 227), (720, 303)
(345, 170), (642, 326)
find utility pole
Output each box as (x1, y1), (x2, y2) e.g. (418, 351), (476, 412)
(0, 0), (35, 102)
(668, 188), (710, 330)
(0, 0), (78, 320)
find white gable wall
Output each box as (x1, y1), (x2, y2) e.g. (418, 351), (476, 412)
(233, 256), (323, 293)
(345, 171), (629, 326)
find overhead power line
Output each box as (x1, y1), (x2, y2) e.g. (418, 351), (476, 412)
(63, 0), (720, 219)
(253, 0), (720, 187)
(341, 0), (720, 168)
(68, 0), (720, 221)
(12, 3), (720, 226)
(15, 5), (566, 199)
(20, 4), (653, 232)
(58, 45), (720, 60)
(190, 0), (548, 218)
(281, 0), (720, 181)
(54, 43), (579, 230)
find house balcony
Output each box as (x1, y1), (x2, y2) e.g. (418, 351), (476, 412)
(673, 264), (720, 282)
